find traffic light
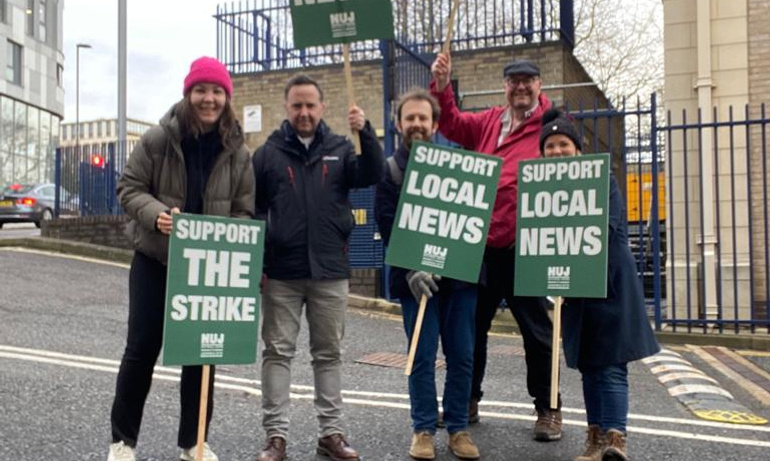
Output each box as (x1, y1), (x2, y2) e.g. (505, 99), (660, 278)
(91, 154), (104, 167)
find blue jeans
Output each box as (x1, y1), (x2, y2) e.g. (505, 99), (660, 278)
(581, 363), (629, 432)
(401, 286), (476, 434)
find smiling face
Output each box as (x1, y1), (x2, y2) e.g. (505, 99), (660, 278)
(189, 83), (227, 131)
(504, 74), (542, 112)
(543, 133), (580, 158)
(396, 99), (438, 150)
(285, 84), (326, 138)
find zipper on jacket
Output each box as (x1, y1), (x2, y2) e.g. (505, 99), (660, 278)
(287, 166), (296, 190)
(322, 163), (329, 188)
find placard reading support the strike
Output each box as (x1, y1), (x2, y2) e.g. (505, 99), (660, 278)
(162, 214), (265, 366)
(385, 141), (502, 283)
(290, 0), (394, 48)
(514, 154), (610, 297)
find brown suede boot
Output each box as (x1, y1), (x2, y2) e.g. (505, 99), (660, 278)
(602, 429), (629, 461)
(574, 425), (605, 461)
(448, 431), (481, 460)
(409, 431), (435, 460)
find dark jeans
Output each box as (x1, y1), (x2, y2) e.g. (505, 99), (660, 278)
(582, 364), (629, 432)
(110, 251), (215, 449)
(472, 246), (559, 411)
(401, 286), (476, 434)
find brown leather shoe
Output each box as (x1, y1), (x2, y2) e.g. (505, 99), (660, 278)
(534, 408), (563, 441)
(575, 425), (605, 461)
(257, 437), (286, 461)
(602, 429), (629, 461)
(317, 434), (359, 461)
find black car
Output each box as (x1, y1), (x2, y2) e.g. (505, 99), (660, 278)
(0, 183), (76, 228)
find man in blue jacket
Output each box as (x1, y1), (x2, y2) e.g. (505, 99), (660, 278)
(375, 89), (480, 461)
(252, 74), (384, 461)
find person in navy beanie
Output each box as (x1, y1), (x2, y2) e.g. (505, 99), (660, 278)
(540, 109), (660, 461)
(107, 56), (254, 461)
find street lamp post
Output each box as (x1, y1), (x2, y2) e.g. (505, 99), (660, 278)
(75, 43), (92, 160)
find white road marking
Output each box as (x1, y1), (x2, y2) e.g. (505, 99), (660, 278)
(642, 356), (693, 366)
(650, 364), (706, 375)
(658, 372), (719, 384)
(2, 344), (770, 446)
(0, 246), (130, 268)
(668, 384), (734, 399)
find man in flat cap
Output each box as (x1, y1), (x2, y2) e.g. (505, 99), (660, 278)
(430, 53), (562, 441)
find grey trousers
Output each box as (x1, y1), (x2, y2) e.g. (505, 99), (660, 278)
(260, 278), (349, 439)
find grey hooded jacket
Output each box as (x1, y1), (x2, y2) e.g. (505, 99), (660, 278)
(117, 103), (255, 263)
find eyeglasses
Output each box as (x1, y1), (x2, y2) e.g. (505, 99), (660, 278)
(505, 76), (538, 87)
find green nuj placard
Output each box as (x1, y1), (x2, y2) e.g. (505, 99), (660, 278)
(162, 214), (265, 366)
(384, 141), (502, 283)
(514, 154), (611, 297)
(290, 0), (394, 48)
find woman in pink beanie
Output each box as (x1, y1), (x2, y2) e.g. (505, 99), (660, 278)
(108, 56), (254, 461)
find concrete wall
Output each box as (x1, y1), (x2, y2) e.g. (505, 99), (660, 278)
(42, 215), (132, 250)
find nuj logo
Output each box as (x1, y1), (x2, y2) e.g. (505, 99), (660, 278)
(547, 266), (571, 277)
(423, 244), (448, 258)
(201, 333), (224, 346)
(330, 11), (355, 27)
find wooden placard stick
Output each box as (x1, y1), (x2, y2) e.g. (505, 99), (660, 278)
(342, 43), (362, 155)
(550, 296), (562, 410)
(195, 365), (211, 461)
(404, 293), (428, 376)
(443, 0), (461, 54)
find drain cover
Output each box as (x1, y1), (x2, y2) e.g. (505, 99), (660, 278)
(355, 352), (445, 369)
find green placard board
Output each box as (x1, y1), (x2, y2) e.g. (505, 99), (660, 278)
(162, 214), (265, 366)
(384, 141), (502, 283)
(290, 0), (394, 48)
(513, 154), (611, 297)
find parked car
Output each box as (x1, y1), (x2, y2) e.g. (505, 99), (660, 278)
(0, 183), (77, 228)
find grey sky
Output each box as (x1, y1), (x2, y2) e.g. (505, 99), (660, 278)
(63, 0), (219, 124)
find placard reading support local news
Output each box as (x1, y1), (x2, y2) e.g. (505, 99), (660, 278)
(385, 141), (501, 283)
(514, 154), (610, 297)
(162, 214), (265, 366)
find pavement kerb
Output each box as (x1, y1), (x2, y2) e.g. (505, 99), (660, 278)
(4, 236), (769, 352)
(0, 237), (133, 264)
(350, 296), (770, 351)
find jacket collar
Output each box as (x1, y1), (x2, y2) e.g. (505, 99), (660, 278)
(393, 143), (411, 170)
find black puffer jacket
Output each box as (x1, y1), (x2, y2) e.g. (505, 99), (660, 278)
(252, 120), (384, 280)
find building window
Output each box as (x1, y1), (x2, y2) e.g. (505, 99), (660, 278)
(38, 0), (47, 43)
(106, 121), (112, 137)
(56, 64), (63, 87)
(26, 0), (34, 37)
(6, 40), (22, 86)
(1, 0), (7, 24)
(97, 121), (102, 138)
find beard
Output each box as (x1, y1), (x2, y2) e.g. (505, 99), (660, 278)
(403, 126), (432, 149)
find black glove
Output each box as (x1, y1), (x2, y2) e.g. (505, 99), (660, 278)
(406, 270), (442, 302)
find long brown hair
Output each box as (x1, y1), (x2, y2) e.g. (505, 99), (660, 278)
(176, 93), (242, 152)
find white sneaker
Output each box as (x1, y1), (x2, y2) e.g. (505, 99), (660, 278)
(180, 442), (219, 461)
(107, 441), (135, 461)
